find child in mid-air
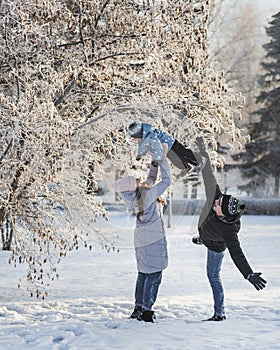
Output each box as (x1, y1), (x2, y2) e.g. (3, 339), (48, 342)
(128, 121), (203, 176)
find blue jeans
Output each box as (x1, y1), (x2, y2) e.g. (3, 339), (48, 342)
(207, 249), (225, 317)
(135, 271), (163, 311)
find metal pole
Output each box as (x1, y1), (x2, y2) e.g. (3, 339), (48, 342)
(167, 187), (172, 228)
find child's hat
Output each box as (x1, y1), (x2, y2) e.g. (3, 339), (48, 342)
(128, 122), (143, 138)
(115, 176), (136, 193)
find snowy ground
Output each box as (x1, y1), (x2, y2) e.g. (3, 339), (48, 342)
(0, 214), (279, 350)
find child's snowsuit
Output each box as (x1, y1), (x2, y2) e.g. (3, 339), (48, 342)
(128, 122), (198, 170)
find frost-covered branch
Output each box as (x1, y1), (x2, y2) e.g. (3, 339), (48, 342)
(0, 0), (246, 297)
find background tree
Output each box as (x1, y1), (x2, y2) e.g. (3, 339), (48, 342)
(208, 0), (265, 130)
(0, 0), (245, 297)
(231, 11), (280, 197)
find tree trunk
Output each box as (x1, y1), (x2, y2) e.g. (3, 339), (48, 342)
(274, 173), (280, 198)
(1, 218), (13, 251)
(167, 188), (172, 228)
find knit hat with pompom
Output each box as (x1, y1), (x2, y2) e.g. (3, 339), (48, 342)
(115, 175), (136, 193)
(222, 195), (245, 217)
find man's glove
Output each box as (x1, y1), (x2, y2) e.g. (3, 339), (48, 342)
(247, 272), (267, 291)
(192, 236), (203, 245)
(151, 161), (159, 167)
(195, 136), (209, 158)
(195, 136), (206, 151)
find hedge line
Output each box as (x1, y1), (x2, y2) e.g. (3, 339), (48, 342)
(105, 198), (280, 215)
(169, 198), (280, 216)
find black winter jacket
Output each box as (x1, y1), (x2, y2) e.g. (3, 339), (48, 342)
(197, 149), (253, 279)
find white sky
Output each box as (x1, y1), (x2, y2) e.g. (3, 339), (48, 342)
(246, 0), (279, 24)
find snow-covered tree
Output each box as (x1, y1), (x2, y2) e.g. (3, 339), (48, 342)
(232, 11), (280, 197)
(0, 0), (245, 297)
(208, 0), (263, 120)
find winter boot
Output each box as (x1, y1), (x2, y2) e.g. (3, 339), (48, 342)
(186, 156), (207, 178)
(179, 163), (193, 177)
(204, 315), (226, 321)
(129, 306), (143, 319)
(140, 310), (155, 323)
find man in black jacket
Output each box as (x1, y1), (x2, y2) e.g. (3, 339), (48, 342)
(193, 137), (267, 321)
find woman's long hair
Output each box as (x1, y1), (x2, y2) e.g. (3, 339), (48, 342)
(136, 185), (165, 221)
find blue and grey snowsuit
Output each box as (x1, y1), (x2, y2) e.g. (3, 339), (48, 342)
(137, 123), (175, 162)
(135, 123), (198, 169)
